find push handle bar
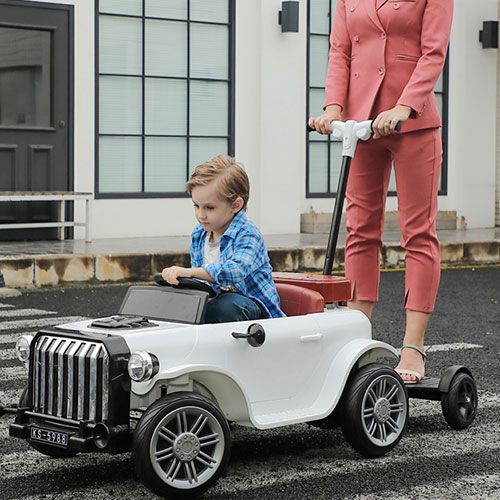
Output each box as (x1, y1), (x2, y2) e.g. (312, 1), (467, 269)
(307, 119), (402, 133)
(308, 119), (401, 158)
(306, 119), (400, 274)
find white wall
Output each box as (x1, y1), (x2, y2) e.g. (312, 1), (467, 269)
(236, 0), (307, 234)
(27, 0), (499, 238)
(445, 0), (497, 229)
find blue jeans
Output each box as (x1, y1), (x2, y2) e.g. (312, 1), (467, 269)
(204, 293), (265, 323)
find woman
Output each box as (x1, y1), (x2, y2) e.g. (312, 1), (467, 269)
(309, 0), (454, 383)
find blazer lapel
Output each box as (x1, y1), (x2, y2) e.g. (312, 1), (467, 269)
(363, 0), (385, 31)
(376, 0), (389, 9)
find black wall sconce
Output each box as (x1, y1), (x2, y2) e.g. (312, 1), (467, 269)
(279, 1), (299, 33)
(479, 20), (498, 49)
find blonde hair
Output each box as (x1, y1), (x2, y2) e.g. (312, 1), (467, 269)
(186, 155), (249, 211)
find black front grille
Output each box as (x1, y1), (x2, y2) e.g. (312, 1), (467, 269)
(32, 335), (110, 422)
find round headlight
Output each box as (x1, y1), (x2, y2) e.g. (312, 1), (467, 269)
(128, 351), (159, 382)
(15, 335), (34, 362)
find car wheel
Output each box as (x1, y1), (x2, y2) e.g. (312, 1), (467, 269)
(341, 364), (409, 457)
(133, 392), (231, 499)
(441, 372), (477, 429)
(19, 387), (77, 458)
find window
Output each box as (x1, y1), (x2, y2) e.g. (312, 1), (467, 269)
(96, 0), (234, 197)
(306, 0), (448, 197)
(0, 27), (51, 128)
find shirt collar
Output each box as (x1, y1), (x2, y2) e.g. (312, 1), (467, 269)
(221, 210), (247, 240)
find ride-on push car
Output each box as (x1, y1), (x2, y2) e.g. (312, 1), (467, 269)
(0, 121), (477, 499)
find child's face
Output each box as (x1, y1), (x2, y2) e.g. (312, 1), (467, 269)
(191, 182), (242, 239)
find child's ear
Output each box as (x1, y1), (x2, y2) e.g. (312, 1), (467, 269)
(232, 197), (244, 213)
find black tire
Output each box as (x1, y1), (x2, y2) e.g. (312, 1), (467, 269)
(19, 387), (77, 459)
(341, 364), (409, 457)
(133, 392), (231, 499)
(441, 372), (478, 429)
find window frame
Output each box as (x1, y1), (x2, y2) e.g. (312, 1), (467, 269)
(305, 0), (449, 199)
(94, 0), (236, 199)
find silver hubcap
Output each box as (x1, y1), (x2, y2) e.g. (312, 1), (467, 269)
(173, 432), (201, 462)
(373, 398), (391, 423)
(362, 374), (407, 447)
(150, 406), (225, 489)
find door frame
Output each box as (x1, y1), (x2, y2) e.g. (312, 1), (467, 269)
(0, 0), (74, 192)
(0, 0), (74, 238)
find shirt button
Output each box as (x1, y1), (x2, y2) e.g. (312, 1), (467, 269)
(354, 35), (359, 42)
(354, 72), (359, 78)
(350, 6), (355, 11)
(378, 67), (385, 75)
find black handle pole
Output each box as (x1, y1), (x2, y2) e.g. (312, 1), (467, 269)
(323, 155), (352, 275)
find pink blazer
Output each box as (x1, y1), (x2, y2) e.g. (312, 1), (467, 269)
(324, 0), (454, 133)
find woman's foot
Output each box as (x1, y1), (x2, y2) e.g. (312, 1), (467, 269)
(395, 344), (426, 384)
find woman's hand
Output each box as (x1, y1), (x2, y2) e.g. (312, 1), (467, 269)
(162, 266), (190, 285)
(308, 104), (343, 135)
(372, 104), (411, 139)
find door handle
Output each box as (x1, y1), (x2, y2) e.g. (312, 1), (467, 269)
(232, 323), (265, 347)
(300, 333), (323, 342)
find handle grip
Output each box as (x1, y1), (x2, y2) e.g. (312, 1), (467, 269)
(369, 120), (402, 132)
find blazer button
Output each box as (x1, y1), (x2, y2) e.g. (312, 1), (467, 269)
(378, 67), (385, 75)
(354, 72), (359, 78)
(354, 35), (359, 42)
(350, 6), (355, 12)
(380, 32), (386, 39)
(393, 3), (400, 8)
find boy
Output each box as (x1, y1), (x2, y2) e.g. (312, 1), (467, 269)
(162, 155), (284, 323)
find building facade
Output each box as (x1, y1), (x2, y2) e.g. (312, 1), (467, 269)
(0, 0), (498, 240)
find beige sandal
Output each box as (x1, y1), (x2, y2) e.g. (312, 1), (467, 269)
(395, 344), (426, 384)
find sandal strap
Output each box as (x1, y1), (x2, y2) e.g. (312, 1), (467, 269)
(401, 344), (427, 359)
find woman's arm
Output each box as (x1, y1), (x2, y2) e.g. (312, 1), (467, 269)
(324, 0), (351, 113)
(397, 0), (454, 116)
(309, 0), (350, 134)
(373, 0), (453, 137)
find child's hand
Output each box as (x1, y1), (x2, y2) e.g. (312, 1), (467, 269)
(161, 266), (190, 285)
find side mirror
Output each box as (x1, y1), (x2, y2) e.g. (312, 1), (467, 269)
(231, 323), (266, 347)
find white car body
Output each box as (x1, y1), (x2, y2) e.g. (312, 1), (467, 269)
(60, 306), (398, 430)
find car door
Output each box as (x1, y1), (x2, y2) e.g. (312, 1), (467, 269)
(225, 315), (326, 406)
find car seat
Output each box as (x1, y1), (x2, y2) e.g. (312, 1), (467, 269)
(275, 283), (325, 316)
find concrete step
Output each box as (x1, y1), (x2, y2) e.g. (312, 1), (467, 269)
(301, 210), (458, 234)
(0, 233), (499, 287)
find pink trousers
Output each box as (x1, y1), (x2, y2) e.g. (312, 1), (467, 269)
(345, 127), (442, 313)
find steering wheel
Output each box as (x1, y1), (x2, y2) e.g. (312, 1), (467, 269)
(153, 273), (217, 298)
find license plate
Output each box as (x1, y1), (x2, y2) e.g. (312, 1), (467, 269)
(30, 426), (69, 447)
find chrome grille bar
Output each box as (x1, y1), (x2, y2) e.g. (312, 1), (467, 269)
(77, 342), (92, 421)
(89, 344), (101, 421)
(32, 335), (110, 422)
(67, 340), (80, 419)
(47, 338), (63, 415)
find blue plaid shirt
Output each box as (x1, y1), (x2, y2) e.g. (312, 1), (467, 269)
(190, 210), (285, 318)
